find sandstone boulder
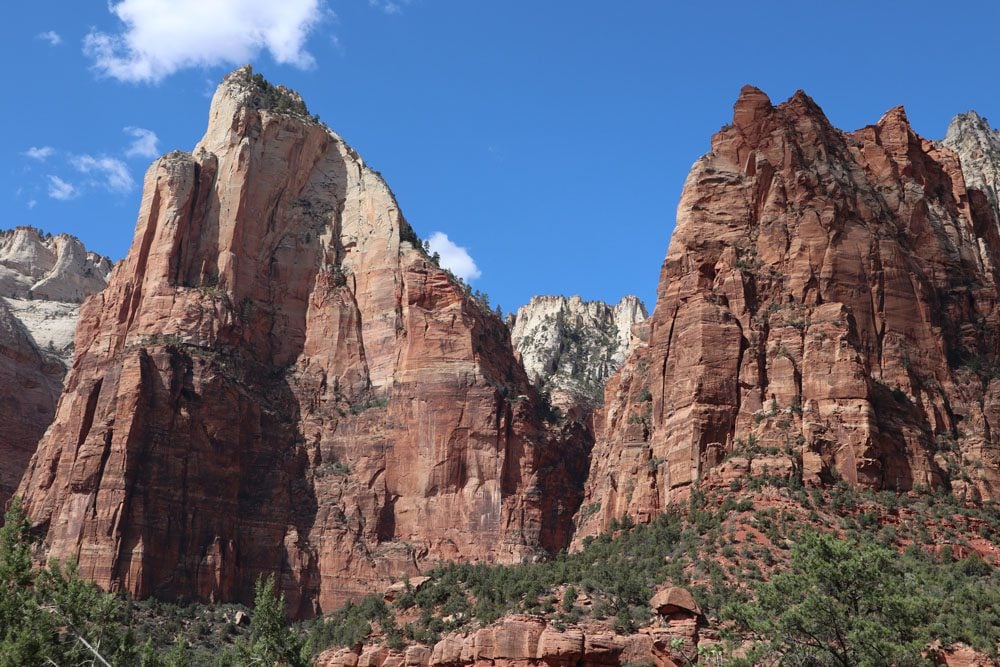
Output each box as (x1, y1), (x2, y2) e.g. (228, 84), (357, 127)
(649, 586), (701, 617)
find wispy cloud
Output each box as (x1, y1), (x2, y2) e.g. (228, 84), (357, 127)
(24, 146), (55, 161)
(427, 232), (481, 281)
(84, 0), (328, 83)
(70, 155), (134, 192)
(47, 176), (78, 201)
(37, 31), (62, 46)
(368, 0), (409, 14)
(124, 126), (159, 159)
(23, 143), (139, 202)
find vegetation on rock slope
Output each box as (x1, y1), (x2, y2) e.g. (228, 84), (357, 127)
(0, 499), (312, 666)
(3, 475), (997, 665)
(299, 479), (998, 663)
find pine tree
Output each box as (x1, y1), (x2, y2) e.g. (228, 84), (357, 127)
(239, 575), (306, 666)
(728, 531), (932, 666)
(0, 497), (51, 666)
(0, 497), (137, 666)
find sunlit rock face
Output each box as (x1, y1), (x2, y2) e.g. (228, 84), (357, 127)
(574, 87), (1000, 544)
(945, 111), (1000, 227)
(510, 294), (647, 411)
(16, 67), (590, 618)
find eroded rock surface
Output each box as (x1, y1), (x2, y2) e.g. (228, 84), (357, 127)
(575, 87), (1000, 541)
(317, 614), (702, 667)
(0, 299), (64, 506)
(0, 227), (112, 363)
(945, 111), (1000, 220)
(0, 227), (110, 506)
(17, 67), (589, 617)
(0, 227), (111, 303)
(510, 295), (646, 410)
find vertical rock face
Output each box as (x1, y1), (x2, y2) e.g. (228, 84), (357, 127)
(0, 227), (111, 507)
(17, 67), (589, 617)
(575, 87), (1000, 542)
(945, 111), (1000, 223)
(509, 295), (647, 410)
(0, 300), (64, 506)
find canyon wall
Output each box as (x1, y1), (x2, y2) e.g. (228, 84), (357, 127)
(17, 67), (589, 617)
(575, 87), (1000, 541)
(13, 73), (1000, 620)
(509, 295), (646, 411)
(0, 227), (111, 506)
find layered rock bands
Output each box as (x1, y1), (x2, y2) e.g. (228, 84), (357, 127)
(17, 68), (590, 617)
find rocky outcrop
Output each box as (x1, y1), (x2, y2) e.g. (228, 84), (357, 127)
(509, 296), (646, 410)
(575, 87), (1000, 541)
(945, 112), (1000, 222)
(0, 227), (112, 363)
(649, 586), (701, 618)
(16, 67), (589, 617)
(317, 614), (702, 667)
(0, 227), (110, 507)
(0, 227), (111, 303)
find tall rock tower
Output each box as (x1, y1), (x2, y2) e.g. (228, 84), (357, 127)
(17, 67), (589, 617)
(575, 87), (1000, 542)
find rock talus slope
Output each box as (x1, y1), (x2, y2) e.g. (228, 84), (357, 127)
(509, 295), (646, 410)
(0, 227), (111, 506)
(17, 67), (589, 617)
(575, 87), (1000, 541)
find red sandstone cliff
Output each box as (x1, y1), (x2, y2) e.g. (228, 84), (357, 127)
(16, 67), (589, 617)
(575, 86), (1000, 541)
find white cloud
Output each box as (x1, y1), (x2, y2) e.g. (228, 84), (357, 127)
(37, 31), (62, 46)
(47, 176), (78, 201)
(84, 0), (327, 83)
(27, 200), (37, 210)
(70, 155), (134, 192)
(427, 232), (481, 282)
(124, 126), (159, 159)
(24, 146), (55, 161)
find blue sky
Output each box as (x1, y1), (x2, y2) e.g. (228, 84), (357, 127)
(3, 1), (999, 314)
